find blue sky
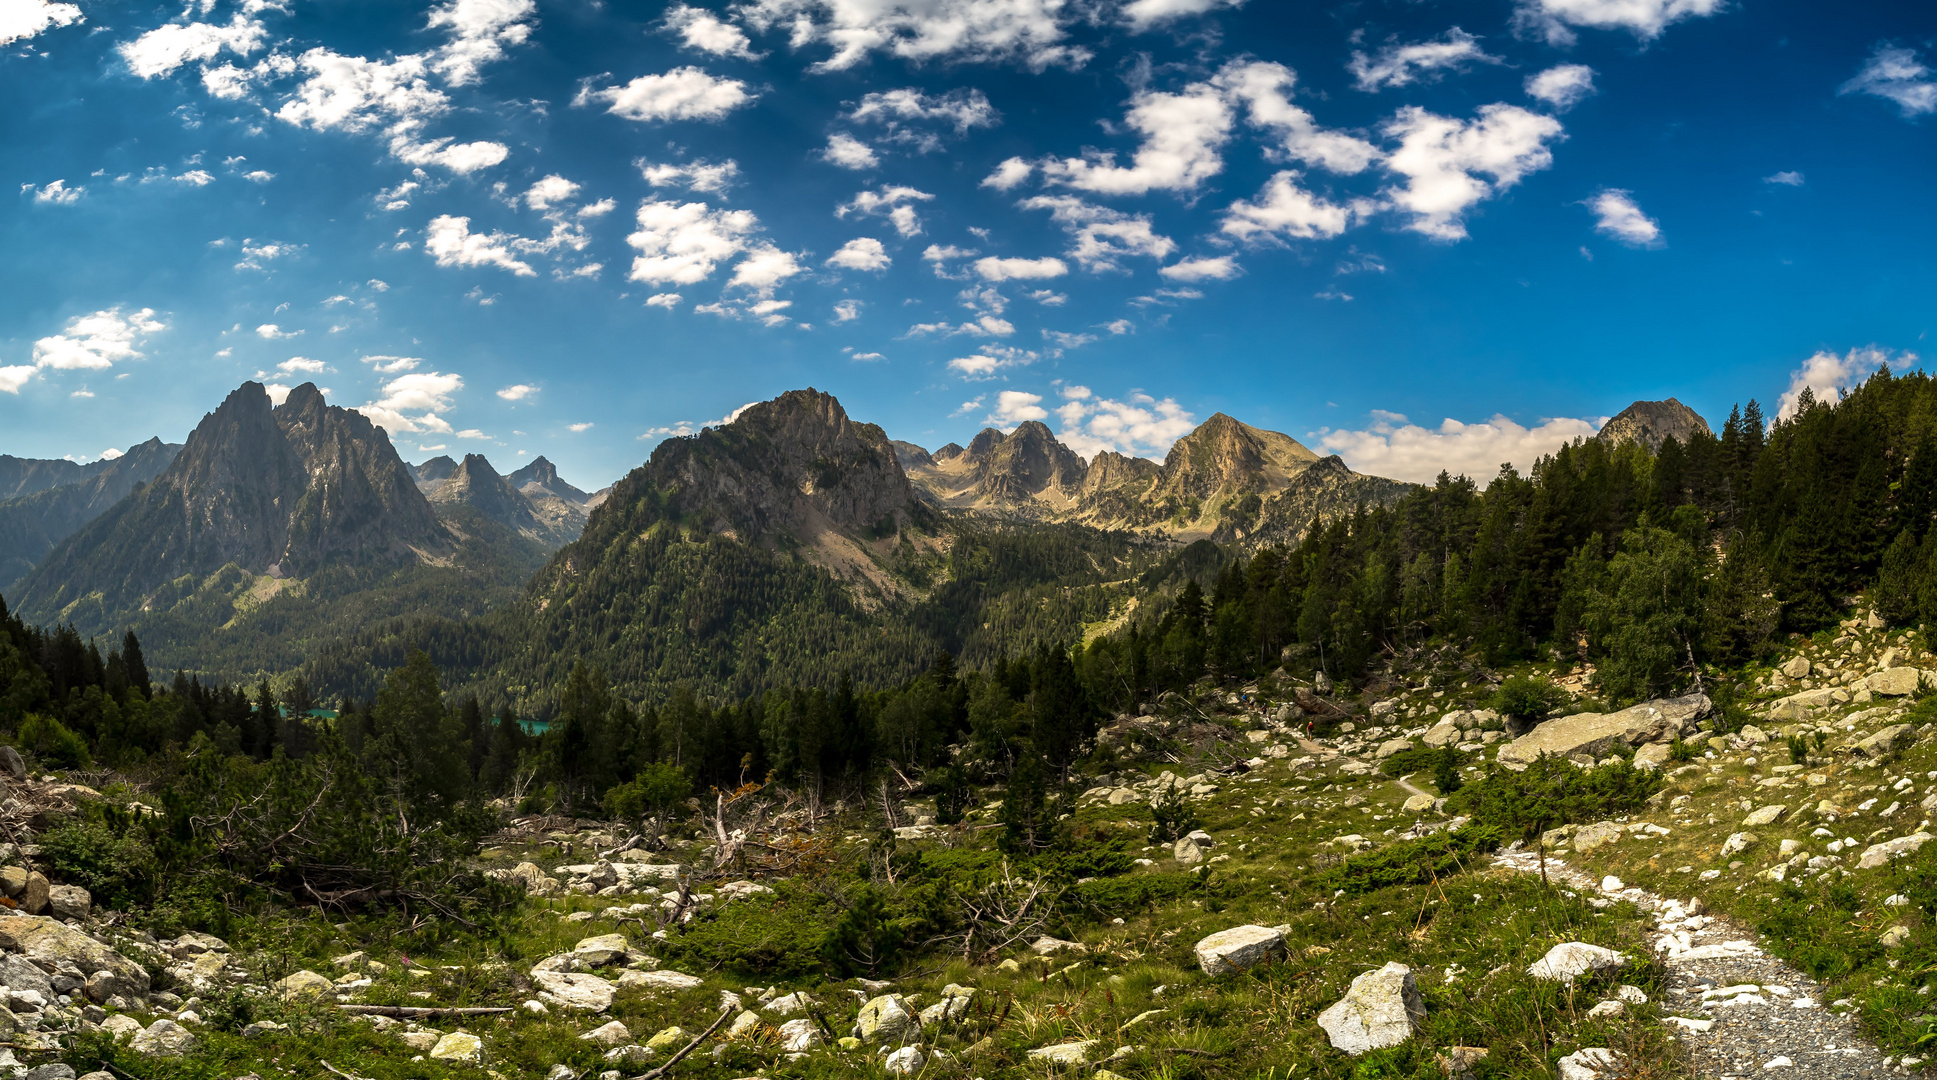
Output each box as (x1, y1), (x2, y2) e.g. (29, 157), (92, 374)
(2, 0), (1933, 489)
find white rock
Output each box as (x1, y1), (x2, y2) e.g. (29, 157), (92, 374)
(1763, 1057), (1795, 1069)
(1527, 943), (1627, 984)
(1315, 962), (1424, 1056)
(533, 971), (616, 1012)
(852, 995), (913, 1044)
(429, 1032), (483, 1064)
(883, 1047), (925, 1075)
(1665, 1016), (1714, 1033)
(777, 1018), (822, 1053)
(1193, 925), (1286, 976)
(1585, 1000), (1623, 1017)
(1557, 1048), (1623, 1080)
(580, 1021), (631, 1047)
(1027, 1041), (1097, 1064)
(1600, 876), (1623, 893)
(1858, 833), (1932, 870)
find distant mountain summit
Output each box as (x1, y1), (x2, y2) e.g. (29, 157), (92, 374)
(1598, 398), (1712, 452)
(15, 381), (448, 624)
(0, 438), (181, 588)
(897, 408), (1407, 544)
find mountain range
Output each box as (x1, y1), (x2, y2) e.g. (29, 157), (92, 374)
(0, 381), (1706, 699)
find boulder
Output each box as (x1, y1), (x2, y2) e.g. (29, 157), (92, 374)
(767, 991), (814, 1016)
(1867, 669), (1924, 697)
(277, 970), (334, 1000)
(1421, 724), (1461, 748)
(571, 934), (630, 966)
(1854, 724), (1917, 757)
(1779, 656), (1810, 680)
(726, 1011), (764, 1040)
(1031, 935), (1088, 956)
(1402, 793), (1436, 813)
(1857, 833), (1933, 870)
(615, 970), (702, 992)
(533, 971), (616, 1012)
(884, 1046), (925, 1075)
(604, 1046), (652, 1066)
(429, 1032), (483, 1063)
(1315, 962), (1425, 1055)
(1882, 925), (1912, 948)
(853, 995), (914, 1044)
(644, 1026), (686, 1052)
(1557, 1048), (1623, 1080)
(777, 1018), (822, 1052)
(46, 885), (89, 922)
(1526, 942), (1627, 983)
(18, 873), (48, 915)
(1570, 822), (1622, 854)
(1375, 739), (1415, 760)
(0, 748), (23, 781)
(1742, 805), (1786, 827)
(1193, 925), (1286, 975)
(100, 1014), (141, 1040)
(580, 1021), (631, 1047)
(0, 916), (145, 998)
(0, 954), (54, 1001)
(0, 868), (25, 899)
(1720, 832), (1758, 857)
(1631, 743), (1672, 771)
(1028, 1041), (1098, 1064)
(918, 984), (975, 1024)
(1496, 694), (1710, 769)
(130, 1019), (198, 1057)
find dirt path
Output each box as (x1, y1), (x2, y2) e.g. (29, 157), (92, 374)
(1493, 847), (1907, 1080)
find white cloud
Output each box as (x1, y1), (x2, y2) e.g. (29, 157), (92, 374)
(242, 169), (275, 183)
(626, 199), (761, 285)
(834, 299), (862, 322)
(947, 344), (1039, 377)
(826, 236), (890, 271)
(973, 255), (1067, 281)
(427, 0), (537, 86)
(981, 157), (1034, 190)
(663, 4), (761, 58)
(734, 0), (1086, 72)
(1121, 0), (1243, 32)
(989, 389), (1046, 424)
(264, 383), (293, 406)
(727, 244), (805, 296)
(821, 133), (879, 170)
(278, 356), (328, 373)
(1380, 103), (1565, 240)
(256, 323), (302, 339)
(388, 131), (509, 173)
(1017, 195), (1174, 271)
(119, 14), (266, 79)
(1776, 346), (1919, 421)
(496, 383), (536, 400)
(0, 0), (82, 47)
(1513, 0), (1725, 46)
(277, 50), (447, 133)
(1214, 61), (1380, 175)
(1317, 410), (1603, 486)
(1840, 46), (1937, 119)
(1585, 189), (1662, 247)
(837, 185), (934, 237)
(523, 175), (580, 211)
(235, 239), (300, 271)
(172, 169), (215, 186)
(1055, 389), (1197, 459)
(425, 215), (536, 275)
(847, 87), (998, 151)
(645, 292), (683, 308)
(364, 355), (422, 373)
(1029, 289), (1065, 305)
(25, 180), (82, 204)
(1525, 64), (1597, 111)
(1042, 81), (1231, 195)
(1349, 28), (1500, 92)
(1160, 255), (1239, 281)
(201, 62), (254, 99)
(909, 315), (1015, 337)
(578, 67), (754, 123)
(849, 349), (884, 360)
(1220, 171), (1358, 242)
(1764, 170), (1805, 186)
(568, 421), (594, 432)
(358, 371), (464, 435)
(33, 308), (165, 371)
(639, 157), (740, 193)
(0, 366), (33, 394)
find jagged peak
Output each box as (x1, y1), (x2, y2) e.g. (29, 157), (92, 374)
(456, 453), (502, 481)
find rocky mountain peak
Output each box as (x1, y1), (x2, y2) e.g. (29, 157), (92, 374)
(1598, 398), (1712, 453)
(1156, 411), (1321, 502)
(507, 456), (590, 504)
(967, 422), (1087, 504)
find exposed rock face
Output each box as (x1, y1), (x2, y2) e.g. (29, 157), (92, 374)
(1496, 694), (1710, 769)
(1315, 963), (1424, 1055)
(1150, 412), (1319, 506)
(508, 456), (592, 505)
(1597, 399), (1711, 453)
(0, 915), (147, 997)
(16, 382), (449, 624)
(889, 441), (935, 471)
(901, 422), (1088, 512)
(0, 438), (181, 587)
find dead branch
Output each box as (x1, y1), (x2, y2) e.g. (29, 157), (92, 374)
(337, 1005), (513, 1018)
(633, 1006), (734, 1080)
